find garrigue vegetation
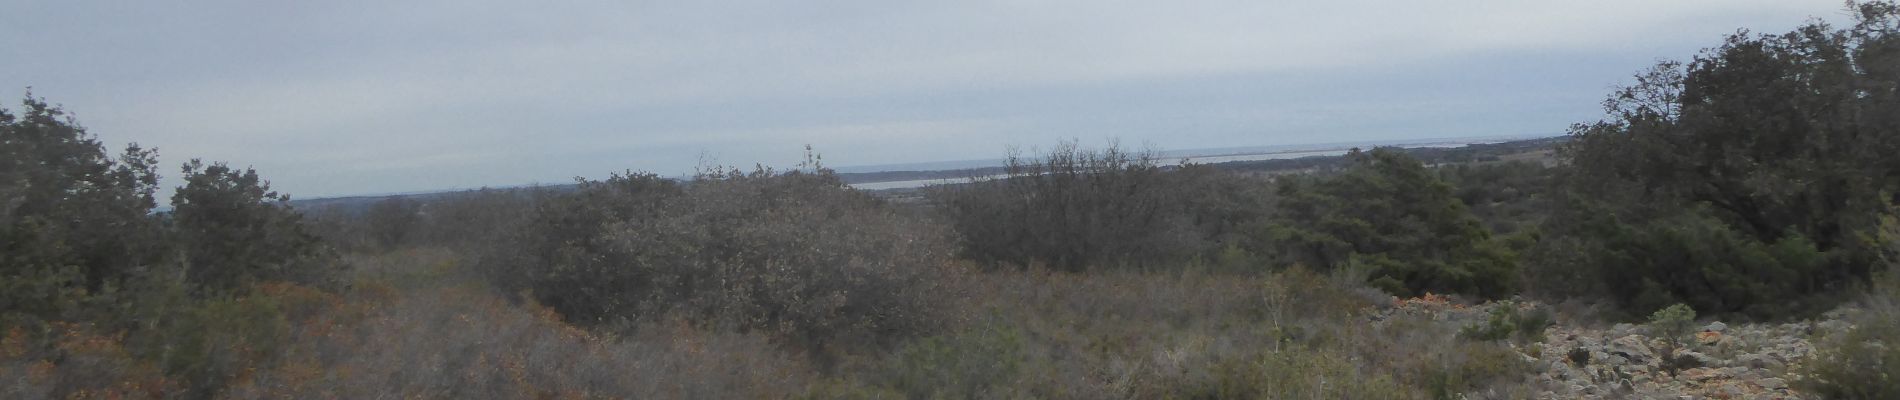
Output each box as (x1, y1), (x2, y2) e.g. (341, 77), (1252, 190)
(3, 3), (1898, 399)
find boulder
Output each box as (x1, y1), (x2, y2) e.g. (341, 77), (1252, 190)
(1817, 319), (1852, 333)
(1675, 350), (1717, 368)
(1608, 335), (1654, 364)
(1757, 377), (1787, 390)
(1611, 323), (1636, 336)
(1736, 354), (1784, 370)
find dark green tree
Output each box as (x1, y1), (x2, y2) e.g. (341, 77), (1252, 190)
(1550, 2), (1900, 317)
(0, 93), (163, 324)
(1268, 148), (1517, 299)
(170, 160), (328, 294)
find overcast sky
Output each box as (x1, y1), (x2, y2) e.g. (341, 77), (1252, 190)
(0, 0), (1858, 198)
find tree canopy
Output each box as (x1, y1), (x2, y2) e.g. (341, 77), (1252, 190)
(1269, 148), (1517, 299)
(1553, 3), (1900, 317)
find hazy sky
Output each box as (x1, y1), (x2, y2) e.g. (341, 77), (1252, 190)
(0, 0), (1858, 198)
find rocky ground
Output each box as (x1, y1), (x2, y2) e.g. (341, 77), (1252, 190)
(1375, 296), (1856, 400)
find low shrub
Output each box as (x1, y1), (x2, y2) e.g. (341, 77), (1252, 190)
(1800, 213), (1900, 398)
(1646, 303), (1697, 375)
(1550, 205), (1835, 319)
(1460, 301), (1552, 343)
(928, 141), (1273, 272)
(0, 323), (177, 400)
(484, 165), (964, 352)
(232, 287), (817, 399)
(1798, 277), (1900, 399)
(1200, 346), (1410, 399)
(878, 323), (1027, 399)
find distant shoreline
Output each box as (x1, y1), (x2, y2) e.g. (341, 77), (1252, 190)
(841, 134), (1558, 191)
(283, 134), (1562, 209)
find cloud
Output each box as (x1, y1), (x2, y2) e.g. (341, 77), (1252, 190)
(0, 0), (1852, 197)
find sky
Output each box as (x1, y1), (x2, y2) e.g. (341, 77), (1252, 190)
(0, 0), (1861, 199)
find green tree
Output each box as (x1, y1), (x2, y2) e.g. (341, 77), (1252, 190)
(0, 93), (163, 325)
(1268, 148), (1517, 299)
(170, 160), (328, 294)
(1550, 2), (1900, 317)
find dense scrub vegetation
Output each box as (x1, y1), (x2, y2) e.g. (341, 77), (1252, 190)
(479, 164), (961, 354)
(1, 94), (346, 399)
(4, 3), (1900, 398)
(928, 142), (1269, 272)
(1545, 3), (1900, 319)
(1800, 214), (1900, 398)
(1266, 148), (1518, 299)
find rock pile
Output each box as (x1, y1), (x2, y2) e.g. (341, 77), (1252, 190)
(1530, 319), (1833, 399)
(1373, 297), (1856, 399)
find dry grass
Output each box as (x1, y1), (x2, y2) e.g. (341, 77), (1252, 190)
(229, 287), (816, 399)
(6, 248), (1540, 399)
(807, 267), (1534, 399)
(227, 250), (819, 399)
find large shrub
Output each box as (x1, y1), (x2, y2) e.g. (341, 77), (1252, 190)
(1268, 148), (1518, 299)
(1, 93), (344, 398)
(171, 160), (331, 294)
(1800, 212), (1900, 398)
(486, 165), (961, 351)
(0, 94), (164, 325)
(1550, 2), (1900, 318)
(929, 141), (1272, 271)
(1550, 203), (1831, 317)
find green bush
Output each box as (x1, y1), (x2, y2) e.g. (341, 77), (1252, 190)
(1414, 342), (1530, 400)
(1647, 303), (1698, 375)
(1, 94), (164, 325)
(172, 159), (333, 295)
(928, 141), (1272, 271)
(486, 163), (962, 352)
(1436, 161), (1554, 236)
(1647, 303), (1695, 345)
(1555, 206), (1832, 318)
(1800, 211), (1900, 398)
(1269, 148), (1518, 299)
(1799, 289), (1900, 399)
(880, 324), (1026, 399)
(1548, 2), (1900, 318)
(109, 283), (295, 399)
(1460, 301), (1552, 343)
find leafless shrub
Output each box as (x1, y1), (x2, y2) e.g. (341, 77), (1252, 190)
(929, 140), (1272, 272)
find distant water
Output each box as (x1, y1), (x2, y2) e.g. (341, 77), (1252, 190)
(832, 134), (1548, 174)
(280, 134), (1555, 202)
(850, 174), (1013, 191)
(841, 134), (1552, 191)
